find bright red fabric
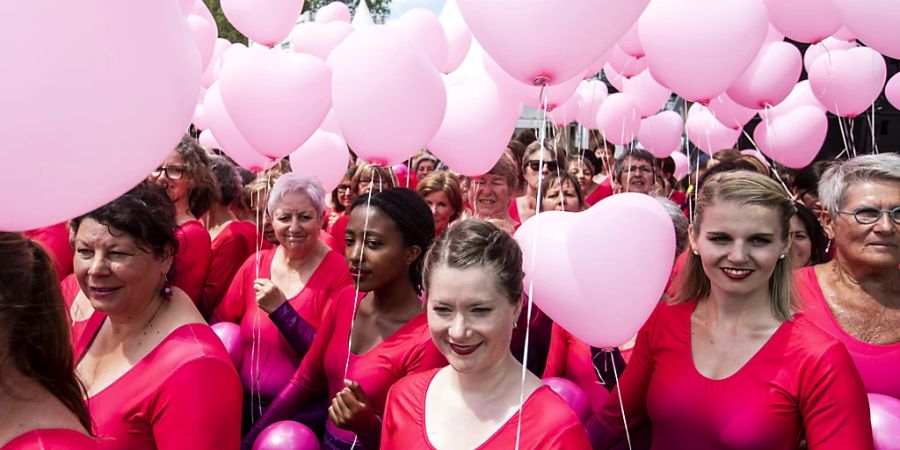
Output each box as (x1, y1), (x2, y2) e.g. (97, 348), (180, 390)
(170, 220), (212, 303)
(381, 368), (592, 449)
(24, 222), (74, 280)
(1, 429), (97, 450)
(544, 323), (613, 416)
(200, 221), (255, 317)
(585, 178), (614, 206)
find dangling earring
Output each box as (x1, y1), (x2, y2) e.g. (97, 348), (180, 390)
(825, 239), (832, 254)
(161, 274), (173, 300)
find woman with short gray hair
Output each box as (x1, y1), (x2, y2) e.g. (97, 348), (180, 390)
(794, 153), (900, 398)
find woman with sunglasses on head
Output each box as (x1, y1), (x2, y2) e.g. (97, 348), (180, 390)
(515, 140), (566, 223)
(242, 188), (446, 450)
(794, 153), (900, 398)
(588, 171), (872, 449)
(0, 233), (96, 450)
(148, 135), (215, 304)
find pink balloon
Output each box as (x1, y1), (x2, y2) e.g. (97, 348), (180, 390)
(204, 83), (275, 171)
(808, 47), (887, 118)
(868, 394), (900, 450)
(543, 377), (593, 423)
(639, 0), (769, 102)
(706, 93), (758, 130)
(686, 104), (740, 155)
(253, 421), (320, 450)
(803, 37), (857, 73)
(178, 0), (197, 15)
(289, 131), (350, 193)
(832, 0), (900, 59)
(392, 8), (449, 71)
(210, 322), (243, 368)
(192, 105), (209, 131)
(726, 42), (802, 109)
(608, 46), (647, 78)
(290, 21), (353, 60)
(201, 39), (232, 88)
(457, 0), (649, 86)
(754, 106), (827, 169)
(886, 73), (900, 111)
(831, 26), (857, 43)
(596, 93), (641, 146)
(582, 49), (612, 80)
(0, 0), (199, 232)
(330, 26), (446, 166)
(319, 108), (342, 136)
(515, 195), (674, 349)
(483, 50), (581, 110)
(439, 0), (472, 74)
(767, 80), (826, 121)
(198, 129), (221, 150)
(617, 22), (644, 58)
(315, 1), (351, 23)
(219, 46), (332, 159)
(548, 94), (580, 127)
(763, 24), (786, 45)
(221, 0), (303, 47)
(602, 64), (626, 92)
(671, 151), (690, 180)
(428, 75), (521, 176)
(623, 70), (672, 118)
(638, 111), (684, 159)
(574, 80), (609, 128)
(764, 0), (841, 44)
(187, 12), (218, 72)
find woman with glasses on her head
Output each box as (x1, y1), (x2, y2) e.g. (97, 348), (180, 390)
(515, 140), (566, 223)
(794, 153), (900, 398)
(588, 171), (873, 449)
(148, 135), (216, 304)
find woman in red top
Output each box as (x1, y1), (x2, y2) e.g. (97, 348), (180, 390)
(794, 154), (900, 398)
(382, 220), (591, 449)
(71, 182), (241, 450)
(214, 173), (351, 425)
(588, 171), (873, 449)
(148, 135), (214, 303)
(243, 188), (446, 450)
(0, 233), (96, 450)
(328, 164), (397, 253)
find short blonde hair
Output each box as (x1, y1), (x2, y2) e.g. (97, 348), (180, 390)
(672, 171), (797, 322)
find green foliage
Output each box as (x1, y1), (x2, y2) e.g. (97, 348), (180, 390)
(203, 0), (247, 44)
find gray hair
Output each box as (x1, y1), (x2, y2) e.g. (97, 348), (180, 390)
(654, 196), (689, 258)
(818, 153), (900, 215)
(614, 148), (656, 182)
(267, 172), (326, 217)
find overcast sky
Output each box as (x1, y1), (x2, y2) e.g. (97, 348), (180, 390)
(387, 0), (446, 20)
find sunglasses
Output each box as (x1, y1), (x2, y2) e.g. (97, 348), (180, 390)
(526, 160), (558, 172)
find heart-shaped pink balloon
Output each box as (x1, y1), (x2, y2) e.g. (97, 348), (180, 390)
(726, 41), (802, 109)
(219, 46), (332, 159)
(315, 1), (351, 23)
(574, 80), (608, 128)
(803, 37), (857, 73)
(763, 0), (841, 44)
(886, 73), (900, 111)
(706, 93), (758, 130)
(766, 80), (825, 121)
(808, 47), (887, 118)
(391, 8), (449, 71)
(832, 0), (900, 59)
(515, 194), (675, 348)
(671, 151), (690, 180)
(291, 21), (353, 60)
(686, 104), (740, 155)
(203, 83), (275, 171)
(754, 106), (827, 169)
(638, 111), (684, 159)
(221, 0), (303, 47)
(596, 93), (641, 145)
(289, 130), (350, 193)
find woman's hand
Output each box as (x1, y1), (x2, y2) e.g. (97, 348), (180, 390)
(253, 279), (287, 314)
(328, 380), (380, 436)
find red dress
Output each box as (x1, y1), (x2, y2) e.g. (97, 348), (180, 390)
(74, 313), (242, 450)
(24, 222), (74, 280)
(381, 368), (592, 449)
(585, 178), (614, 206)
(214, 248), (351, 400)
(1, 429), (97, 450)
(171, 220), (212, 303)
(794, 266), (900, 398)
(200, 221), (255, 318)
(244, 287), (447, 445)
(592, 301), (873, 450)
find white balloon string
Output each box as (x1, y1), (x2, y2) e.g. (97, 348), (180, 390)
(345, 171), (377, 381)
(836, 112), (850, 159)
(868, 103), (879, 154)
(680, 100), (697, 224)
(610, 349), (632, 450)
(848, 117), (857, 157)
(406, 158), (412, 188)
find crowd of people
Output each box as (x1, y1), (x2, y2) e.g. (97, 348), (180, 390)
(1, 129), (898, 450)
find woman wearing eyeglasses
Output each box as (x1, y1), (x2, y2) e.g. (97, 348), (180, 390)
(148, 135), (215, 305)
(794, 153), (900, 398)
(514, 140), (566, 223)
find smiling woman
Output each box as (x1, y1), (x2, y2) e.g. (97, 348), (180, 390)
(587, 170), (873, 449)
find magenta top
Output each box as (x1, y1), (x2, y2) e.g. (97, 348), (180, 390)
(171, 220), (212, 303)
(2, 429), (97, 450)
(794, 266), (900, 398)
(200, 221), (256, 317)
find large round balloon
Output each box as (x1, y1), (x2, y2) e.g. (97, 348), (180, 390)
(726, 42), (802, 109)
(639, 0), (769, 103)
(329, 26), (447, 166)
(315, 1), (351, 23)
(831, 0), (900, 59)
(290, 21), (354, 60)
(543, 377), (593, 423)
(391, 8), (449, 71)
(754, 106), (827, 169)
(808, 47), (887, 118)
(574, 80), (609, 128)
(886, 73), (900, 111)
(596, 93), (641, 146)
(0, 0), (200, 231)
(763, 0), (841, 44)
(457, 0), (649, 86)
(439, 0), (472, 74)
(638, 111), (684, 159)
(622, 70), (672, 118)
(289, 130), (350, 193)
(219, 46), (332, 159)
(868, 394), (900, 450)
(221, 0), (302, 47)
(253, 421), (320, 450)
(210, 322), (243, 368)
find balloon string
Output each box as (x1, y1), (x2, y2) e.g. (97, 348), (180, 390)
(836, 111), (850, 159)
(848, 117), (857, 158)
(345, 172), (378, 381)
(868, 103), (879, 154)
(610, 349), (632, 450)
(738, 124), (791, 196)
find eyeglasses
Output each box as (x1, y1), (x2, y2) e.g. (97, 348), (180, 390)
(838, 207), (900, 225)
(625, 165), (654, 175)
(526, 161), (558, 172)
(151, 165), (186, 180)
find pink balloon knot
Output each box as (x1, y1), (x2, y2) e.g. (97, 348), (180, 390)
(532, 75), (550, 86)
